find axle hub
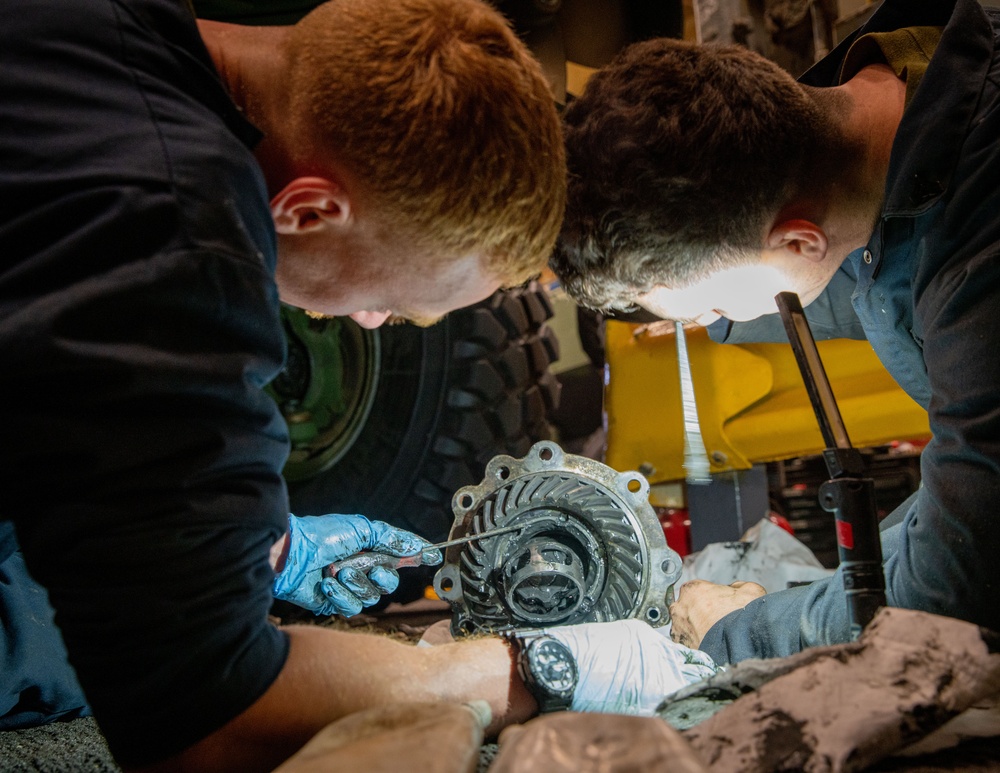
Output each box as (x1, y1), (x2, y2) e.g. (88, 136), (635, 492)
(433, 441), (684, 634)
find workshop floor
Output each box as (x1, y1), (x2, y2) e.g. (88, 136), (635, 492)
(0, 599), (455, 772)
(1, 602), (998, 772)
(2, 698), (996, 772)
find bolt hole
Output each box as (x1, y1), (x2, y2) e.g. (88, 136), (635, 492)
(538, 447), (553, 461)
(497, 466), (510, 480)
(460, 494), (474, 509)
(439, 577), (454, 593)
(661, 559), (676, 575)
(627, 477), (642, 493)
(646, 608), (661, 622)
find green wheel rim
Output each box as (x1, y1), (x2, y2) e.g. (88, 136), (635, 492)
(267, 305), (380, 482)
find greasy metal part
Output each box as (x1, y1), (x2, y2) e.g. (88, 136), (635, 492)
(433, 441), (684, 635)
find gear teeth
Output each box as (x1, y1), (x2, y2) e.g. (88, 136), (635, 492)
(607, 580), (633, 616)
(484, 487), (509, 525)
(591, 514), (634, 538)
(607, 546), (643, 577)
(449, 461), (657, 631)
(518, 475), (552, 505)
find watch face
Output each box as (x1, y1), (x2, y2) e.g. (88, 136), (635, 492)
(528, 637), (578, 696)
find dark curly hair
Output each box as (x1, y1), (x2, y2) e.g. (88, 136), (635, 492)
(552, 38), (834, 310)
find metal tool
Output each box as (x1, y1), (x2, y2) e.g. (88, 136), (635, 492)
(776, 291), (886, 638)
(323, 522), (526, 578)
(675, 322), (712, 485)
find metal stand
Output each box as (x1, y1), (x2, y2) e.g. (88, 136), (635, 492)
(776, 292), (886, 639)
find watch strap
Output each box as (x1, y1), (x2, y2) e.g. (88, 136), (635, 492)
(504, 629), (578, 713)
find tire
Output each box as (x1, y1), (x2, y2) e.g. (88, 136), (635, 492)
(275, 283), (561, 599)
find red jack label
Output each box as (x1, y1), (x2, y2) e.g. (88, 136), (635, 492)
(836, 520), (855, 550)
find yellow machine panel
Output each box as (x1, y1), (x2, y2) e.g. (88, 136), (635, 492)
(603, 321), (930, 484)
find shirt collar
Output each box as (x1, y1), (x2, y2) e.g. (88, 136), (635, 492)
(800, 0), (993, 216)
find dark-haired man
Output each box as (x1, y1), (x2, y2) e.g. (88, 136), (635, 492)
(553, 0), (1000, 663)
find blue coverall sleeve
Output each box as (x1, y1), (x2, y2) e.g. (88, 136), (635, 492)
(700, 520), (906, 663)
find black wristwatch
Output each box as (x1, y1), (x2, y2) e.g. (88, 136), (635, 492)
(507, 630), (578, 713)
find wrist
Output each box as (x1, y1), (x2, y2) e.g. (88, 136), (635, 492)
(504, 629), (578, 714)
(270, 531), (291, 573)
(272, 516), (310, 596)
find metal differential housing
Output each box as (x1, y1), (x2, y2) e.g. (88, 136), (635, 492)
(433, 441), (683, 635)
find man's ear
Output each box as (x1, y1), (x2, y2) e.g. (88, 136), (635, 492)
(270, 177), (351, 234)
(766, 219), (828, 263)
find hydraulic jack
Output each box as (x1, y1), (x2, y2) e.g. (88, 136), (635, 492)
(776, 292), (886, 639)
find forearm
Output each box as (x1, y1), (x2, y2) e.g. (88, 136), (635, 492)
(129, 624), (535, 773)
(698, 578), (850, 664)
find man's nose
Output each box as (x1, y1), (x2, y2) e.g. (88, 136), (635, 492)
(348, 310), (392, 329)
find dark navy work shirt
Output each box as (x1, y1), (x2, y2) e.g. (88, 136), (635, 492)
(701, 0), (1000, 663)
(1, 0), (291, 764)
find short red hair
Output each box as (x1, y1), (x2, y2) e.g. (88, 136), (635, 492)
(286, 0), (566, 285)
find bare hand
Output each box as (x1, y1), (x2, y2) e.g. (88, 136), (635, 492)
(669, 580), (766, 649)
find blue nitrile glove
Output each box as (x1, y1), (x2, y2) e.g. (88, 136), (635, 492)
(548, 619), (720, 715)
(272, 513), (442, 617)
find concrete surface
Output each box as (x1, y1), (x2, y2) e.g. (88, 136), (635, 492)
(1, 700), (998, 771)
(0, 717), (119, 772)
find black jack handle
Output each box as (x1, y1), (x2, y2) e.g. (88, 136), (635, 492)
(776, 292), (886, 639)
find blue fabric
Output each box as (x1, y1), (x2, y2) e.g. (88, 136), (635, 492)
(1, 0), (291, 765)
(702, 0), (1000, 664)
(0, 550), (90, 730)
(701, 508), (909, 663)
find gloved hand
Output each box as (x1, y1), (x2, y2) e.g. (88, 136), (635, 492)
(272, 513), (442, 617)
(547, 619), (720, 715)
